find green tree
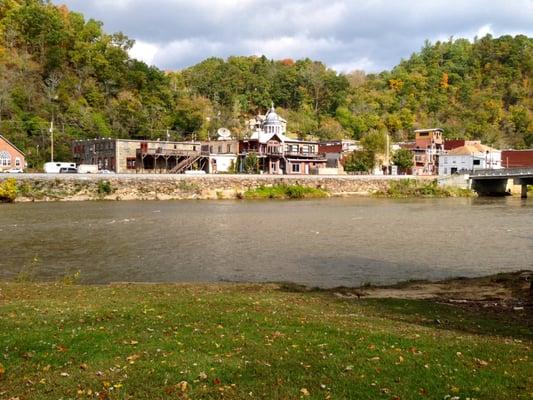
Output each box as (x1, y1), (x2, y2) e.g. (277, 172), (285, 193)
(392, 148), (414, 173)
(343, 150), (374, 173)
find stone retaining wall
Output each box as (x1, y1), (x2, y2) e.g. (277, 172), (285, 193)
(5, 175), (433, 201)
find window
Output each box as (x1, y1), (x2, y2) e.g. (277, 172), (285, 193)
(0, 151), (11, 166)
(126, 157), (136, 169)
(218, 145), (222, 153)
(15, 158), (21, 167)
(271, 162), (277, 172)
(227, 144), (232, 153)
(292, 163), (300, 173)
(473, 159), (481, 166)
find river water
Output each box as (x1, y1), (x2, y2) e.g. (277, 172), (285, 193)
(0, 197), (532, 287)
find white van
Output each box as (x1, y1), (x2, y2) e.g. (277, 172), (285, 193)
(77, 164), (99, 174)
(44, 162), (77, 173)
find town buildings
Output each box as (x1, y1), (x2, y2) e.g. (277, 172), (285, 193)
(438, 142), (501, 175)
(72, 105), (327, 175)
(409, 128), (445, 176)
(0, 135), (25, 172)
(72, 138), (203, 173)
(319, 139), (361, 172)
(202, 131), (239, 174)
(239, 105), (326, 174)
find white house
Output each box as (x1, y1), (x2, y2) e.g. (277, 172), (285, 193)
(438, 143), (501, 176)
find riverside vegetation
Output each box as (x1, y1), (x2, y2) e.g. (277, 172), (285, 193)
(243, 184), (328, 199)
(375, 180), (475, 198)
(0, 275), (531, 400)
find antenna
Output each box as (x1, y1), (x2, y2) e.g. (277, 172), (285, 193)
(217, 128), (231, 139)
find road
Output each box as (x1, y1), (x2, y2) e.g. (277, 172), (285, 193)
(2, 173), (428, 181)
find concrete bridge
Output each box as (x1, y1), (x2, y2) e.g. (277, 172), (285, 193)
(470, 168), (533, 198)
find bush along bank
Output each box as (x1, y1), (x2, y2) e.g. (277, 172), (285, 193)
(0, 178), (18, 203)
(242, 184), (329, 199)
(375, 179), (475, 198)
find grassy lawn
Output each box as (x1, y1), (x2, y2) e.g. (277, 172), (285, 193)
(0, 283), (531, 399)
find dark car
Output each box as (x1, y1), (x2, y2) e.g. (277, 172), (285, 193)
(59, 167), (78, 174)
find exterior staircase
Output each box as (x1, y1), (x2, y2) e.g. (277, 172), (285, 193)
(170, 155), (202, 174)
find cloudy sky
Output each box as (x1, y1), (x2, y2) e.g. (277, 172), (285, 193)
(58, 0), (533, 73)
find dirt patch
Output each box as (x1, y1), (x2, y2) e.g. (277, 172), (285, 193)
(281, 271), (533, 321)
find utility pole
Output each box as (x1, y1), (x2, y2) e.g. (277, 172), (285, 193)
(49, 119), (54, 162)
(385, 133), (390, 175)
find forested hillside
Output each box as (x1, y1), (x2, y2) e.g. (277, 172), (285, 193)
(0, 0), (531, 167)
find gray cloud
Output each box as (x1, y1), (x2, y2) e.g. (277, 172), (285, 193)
(58, 0), (533, 72)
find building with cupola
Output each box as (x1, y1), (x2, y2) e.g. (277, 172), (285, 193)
(240, 105), (327, 174)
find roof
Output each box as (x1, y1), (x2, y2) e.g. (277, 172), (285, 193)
(414, 128), (444, 133)
(0, 135), (25, 156)
(447, 143), (500, 156)
(248, 131), (302, 144)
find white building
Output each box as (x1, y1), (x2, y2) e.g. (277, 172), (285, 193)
(438, 143), (501, 176)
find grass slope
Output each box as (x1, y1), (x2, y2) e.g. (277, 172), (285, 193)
(0, 283), (531, 399)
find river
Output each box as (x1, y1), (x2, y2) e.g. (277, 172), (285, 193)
(1, 197), (532, 287)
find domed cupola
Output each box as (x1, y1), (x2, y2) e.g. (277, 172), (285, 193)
(263, 103), (282, 135)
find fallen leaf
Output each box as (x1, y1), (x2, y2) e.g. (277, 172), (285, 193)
(60, 372), (69, 377)
(300, 388), (310, 396)
(0, 363), (5, 378)
(177, 381), (188, 392)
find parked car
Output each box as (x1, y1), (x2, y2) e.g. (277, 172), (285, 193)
(59, 167), (78, 174)
(98, 169), (115, 174)
(4, 168), (24, 173)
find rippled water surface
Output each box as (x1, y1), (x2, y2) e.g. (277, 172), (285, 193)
(1, 197), (532, 287)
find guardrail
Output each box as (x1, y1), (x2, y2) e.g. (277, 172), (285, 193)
(470, 167), (533, 177)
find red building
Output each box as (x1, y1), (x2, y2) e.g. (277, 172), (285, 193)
(411, 128), (444, 175)
(0, 135), (25, 172)
(501, 150), (533, 168)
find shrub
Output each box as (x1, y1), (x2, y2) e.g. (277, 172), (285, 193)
(0, 178), (18, 203)
(244, 184), (327, 199)
(97, 180), (113, 195)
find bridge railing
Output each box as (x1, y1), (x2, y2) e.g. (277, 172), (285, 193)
(470, 167), (533, 177)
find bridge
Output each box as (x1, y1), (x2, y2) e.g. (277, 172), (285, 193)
(470, 168), (533, 198)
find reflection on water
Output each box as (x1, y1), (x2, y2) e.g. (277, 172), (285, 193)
(0, 197), (532, 287)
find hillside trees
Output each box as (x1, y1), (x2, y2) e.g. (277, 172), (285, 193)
(0, 0), (531, 169)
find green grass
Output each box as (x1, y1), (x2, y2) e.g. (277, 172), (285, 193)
(244, 184), (328, 199)
(376, 179), (475, 198)
(0, 283), (531, 399)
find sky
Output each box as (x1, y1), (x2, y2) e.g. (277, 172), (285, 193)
(58, 0), (533, 73)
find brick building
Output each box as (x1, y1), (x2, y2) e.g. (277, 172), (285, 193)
(0, 135), (25, 172)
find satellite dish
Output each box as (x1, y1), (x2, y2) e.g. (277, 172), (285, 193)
(217, 128), (231, 139)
